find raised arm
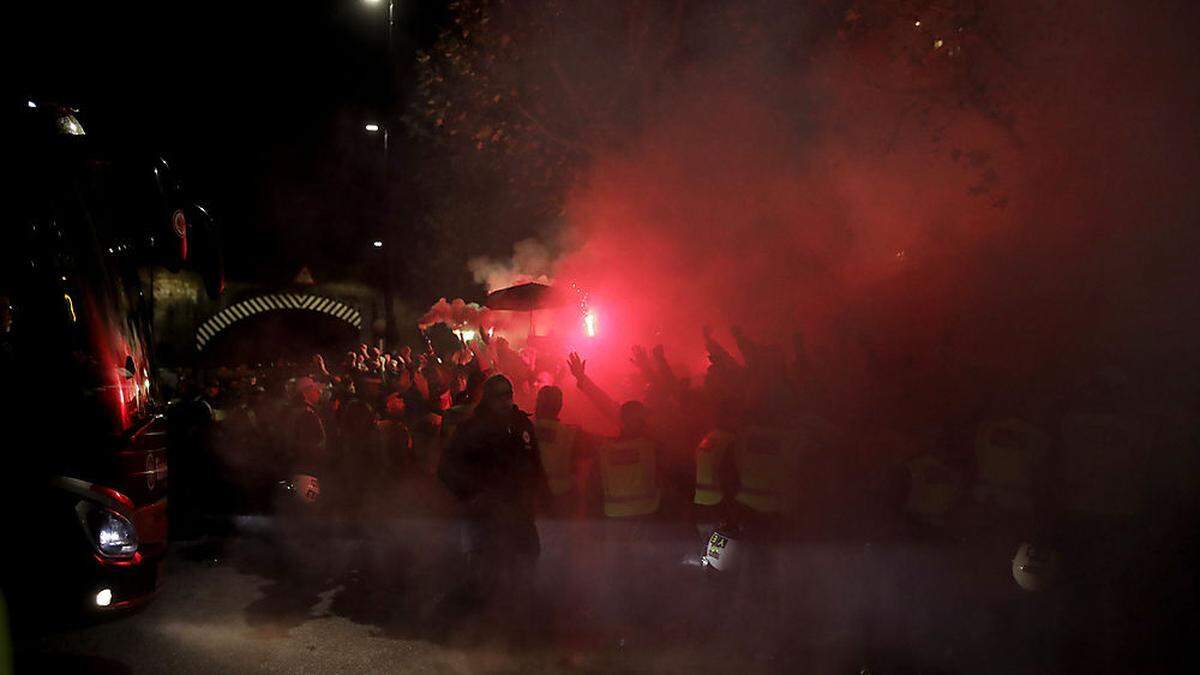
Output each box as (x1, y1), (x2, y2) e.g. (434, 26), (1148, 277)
(629, 344), (656, 385)
(730, 325), (765, 369)
(467, 338), (494, 374)
(650, 344), (683, 395)
(567, 352), (620, 421)
(703, 326), (742, 372)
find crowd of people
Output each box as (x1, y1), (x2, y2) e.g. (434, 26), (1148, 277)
(163, 323), (1200, 545)
(160, 325), (1198, 663)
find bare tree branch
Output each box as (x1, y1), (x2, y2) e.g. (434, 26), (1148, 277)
(550, 58), (590, 122)
(511, 97), (598, 156)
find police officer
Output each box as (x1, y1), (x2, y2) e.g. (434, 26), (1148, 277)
(533, 385), (584, 516)
(437, 375), (546, 634)
(597, 401), (662, 519)
(974, 416), (1049, 515)
(902, 446), (963, 531)
(703, 414), (803, 659)
(592, 400), (662, 642)
(731, 424), (801, 519)
(692, 397), (742, 535)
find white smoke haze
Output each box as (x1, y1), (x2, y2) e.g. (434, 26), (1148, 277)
(468, 237), (558, 293)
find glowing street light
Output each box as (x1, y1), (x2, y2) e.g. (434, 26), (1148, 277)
(360, 0), (397, 346)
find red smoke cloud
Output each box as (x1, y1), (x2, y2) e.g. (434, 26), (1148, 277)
(551, 0), (1200, 422)
(419, 297), (491, 331)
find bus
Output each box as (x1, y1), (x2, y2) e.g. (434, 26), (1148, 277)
(0, 100), (222, 621)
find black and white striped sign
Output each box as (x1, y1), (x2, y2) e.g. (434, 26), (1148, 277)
(195, 293), (363, 351)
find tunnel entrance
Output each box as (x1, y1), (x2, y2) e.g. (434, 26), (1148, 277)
(199, 308), (359, 365)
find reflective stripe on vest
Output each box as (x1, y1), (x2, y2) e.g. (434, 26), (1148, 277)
(535, 418), (578, 497)
(733, 427), (798, 514)
(694, 430), (735, 506)
(974, 418), (1046, 511)
(598, 438), (660, 517)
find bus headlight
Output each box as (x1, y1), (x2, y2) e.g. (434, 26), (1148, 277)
(77, 502), (139, 558)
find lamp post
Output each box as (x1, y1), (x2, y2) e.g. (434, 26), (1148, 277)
(362, 0), (398, 346)
(361, 0), (397, 88)
(364, 123), (394, 349)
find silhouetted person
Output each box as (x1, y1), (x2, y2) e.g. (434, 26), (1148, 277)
(287, 376), (327, 478)
(533, 385), (585, 516)
(437, 375), (546, 640)
(377, 391), (414, 473)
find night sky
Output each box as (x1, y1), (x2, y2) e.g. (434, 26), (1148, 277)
(14, 0), (443, 285)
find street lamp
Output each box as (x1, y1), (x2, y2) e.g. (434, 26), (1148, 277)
(362, 0), (398, 346)
(365, 121), (393, 347)
(361, 0), (395, 37)
(364, 122), (389, 159)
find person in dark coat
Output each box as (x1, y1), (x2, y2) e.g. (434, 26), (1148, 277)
(287, 376), (328, 478)
(437, 374), (547, 634)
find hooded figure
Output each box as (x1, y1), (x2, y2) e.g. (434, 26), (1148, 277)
(439, 375), (546, 556)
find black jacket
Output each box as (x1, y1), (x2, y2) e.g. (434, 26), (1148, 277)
(438, 405), (547, 552)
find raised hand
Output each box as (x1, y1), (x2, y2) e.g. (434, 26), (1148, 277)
(567, 352), (587, 381)
(731, 324), (761, 365)
(651, 344), (667, 363)
(413, 370), (430, 399)
(630, 344), (648, 364)
(467, 338), (492, 370)
(630, 345), (653, 375)
(703, 326), (741, 370)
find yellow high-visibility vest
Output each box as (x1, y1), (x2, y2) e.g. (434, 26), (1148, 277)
(535, 418), (578, 497)
(974, 418), (1047, 511)
(694, 429), (735, 506)
(733, 427), (799, 514)
(904, 454), (961, 525)
(598, 438), (660, 517)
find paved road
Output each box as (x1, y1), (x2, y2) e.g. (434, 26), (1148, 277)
(15, 517), (783, 675)
(12, 511), (1178, 674)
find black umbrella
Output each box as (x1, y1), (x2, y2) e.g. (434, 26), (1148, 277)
(484, 282), (565, 311)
